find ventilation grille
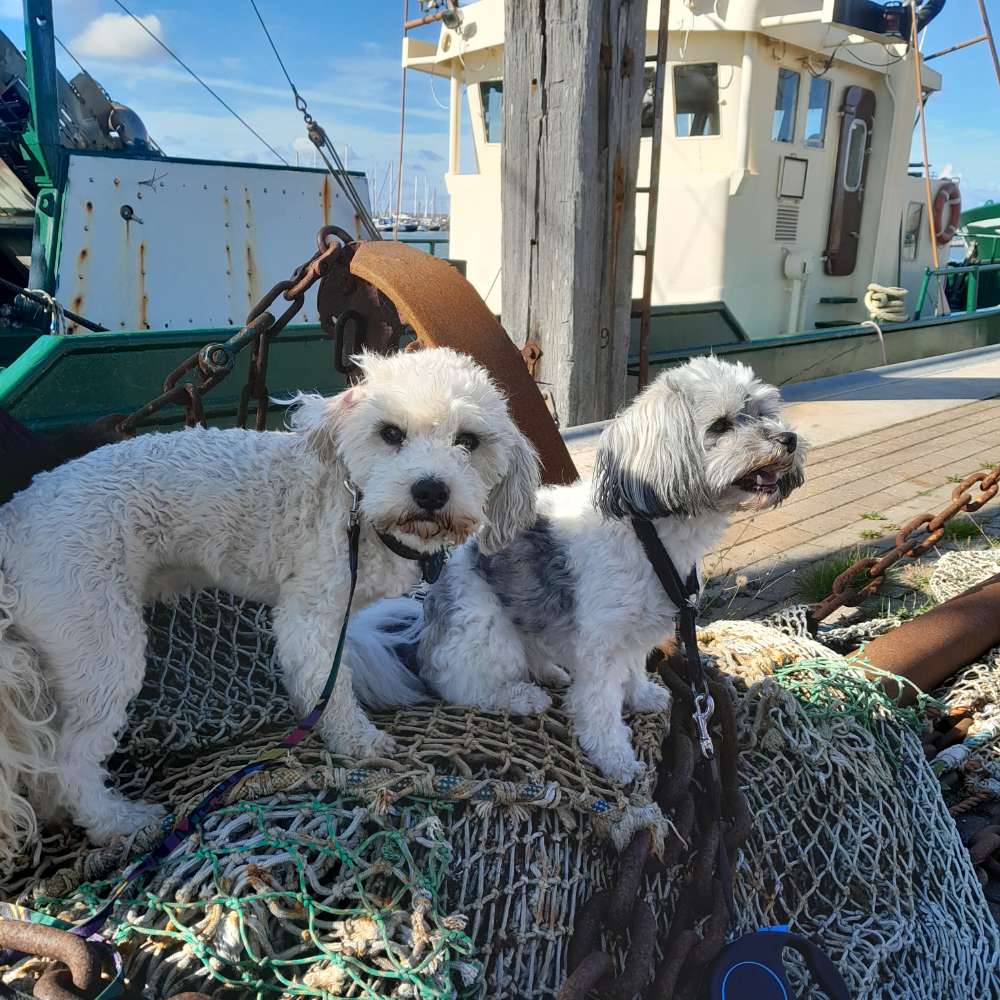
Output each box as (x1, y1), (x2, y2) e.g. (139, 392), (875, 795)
(774, 202), (800, 243)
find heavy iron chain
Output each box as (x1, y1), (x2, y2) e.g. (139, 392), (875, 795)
(0, 918), (210, 999)
(116, 225), (355, 436)
(558, 660), (751, 1000)
(809, 462), (1000, 627)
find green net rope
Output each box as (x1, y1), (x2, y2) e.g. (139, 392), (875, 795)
(35, 797), (478, 999)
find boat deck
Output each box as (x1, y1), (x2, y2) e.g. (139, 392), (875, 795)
(564, 345), (1000, 620)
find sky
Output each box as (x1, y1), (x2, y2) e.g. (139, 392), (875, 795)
(0, 1), (997, 211)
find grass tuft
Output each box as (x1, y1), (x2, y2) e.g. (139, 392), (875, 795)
(942, 517), (981, 541)
(796, 548), (880, 605)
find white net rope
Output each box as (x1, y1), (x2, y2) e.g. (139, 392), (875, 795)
(2, 582), (999, 998)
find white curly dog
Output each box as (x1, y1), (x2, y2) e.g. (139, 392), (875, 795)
(0, 347), (539, 866)
(348, 357), (805, 784)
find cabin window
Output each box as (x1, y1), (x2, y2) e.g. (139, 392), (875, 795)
(843, 119), (868, 191)
(772, 68), (800, 143)
(673, 63), (720, 137)
(480, 81), (503, 144)
(903, 201), (924, 261)
(805, 77), (831, 148)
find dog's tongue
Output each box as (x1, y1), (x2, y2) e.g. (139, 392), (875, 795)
(755, 468), (780, 487)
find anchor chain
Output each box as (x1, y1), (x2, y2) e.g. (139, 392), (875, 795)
(809, 461), (1000, 626)
(116, 225), (354, 435)
(0, 917), (214, 999)
(559, 658), (750, 1000)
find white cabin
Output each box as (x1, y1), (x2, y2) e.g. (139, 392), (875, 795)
(404, 0), (955, 353)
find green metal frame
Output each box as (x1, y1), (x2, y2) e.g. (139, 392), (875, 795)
(914, 261), (1000, 318)
(22, 0), (65, 294)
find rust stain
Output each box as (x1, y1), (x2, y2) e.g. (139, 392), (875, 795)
(138, 241), (149, 329)
(224, 242), (235, 320)
(242, 188), (259, 307)
(71, 233), (91, 333)
(322, 175), (331, 225)
(245, 244), (259, 309)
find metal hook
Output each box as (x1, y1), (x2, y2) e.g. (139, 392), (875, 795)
(693, 692), (716, 759)
(344, 479), (362, 526)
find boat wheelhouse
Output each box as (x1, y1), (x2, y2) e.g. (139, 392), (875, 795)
(402, 0), (1000, 388)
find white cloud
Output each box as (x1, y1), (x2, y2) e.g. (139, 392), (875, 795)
(85, 60), (447, 122)
(70, 12), (166, 62)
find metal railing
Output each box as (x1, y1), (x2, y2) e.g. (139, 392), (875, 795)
(914, 260), (1000, 318)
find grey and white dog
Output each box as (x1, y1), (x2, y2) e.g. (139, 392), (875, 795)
(348, 356), (805, 783)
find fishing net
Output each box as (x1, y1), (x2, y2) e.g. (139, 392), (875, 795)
(3, 582), (999, 998)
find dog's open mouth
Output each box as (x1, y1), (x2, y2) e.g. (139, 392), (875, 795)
(390, 512), (477, 547)
(733, 463), (788, 496)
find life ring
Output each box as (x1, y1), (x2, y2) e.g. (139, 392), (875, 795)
(933, 181), (961, 246)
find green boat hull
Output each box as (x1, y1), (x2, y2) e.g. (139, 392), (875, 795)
(0, 324), (349, 434)
(3, 305), (999, 437)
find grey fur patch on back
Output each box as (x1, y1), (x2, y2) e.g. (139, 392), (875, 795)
(471, 515), (575, 633)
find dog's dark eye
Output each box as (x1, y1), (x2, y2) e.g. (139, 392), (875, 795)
(455, 431), (479, 452)
(709, 417), (733, 435)
(380, 423), (405, 445)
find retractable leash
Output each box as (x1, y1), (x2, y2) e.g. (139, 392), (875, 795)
(631, 518), (851, 1000)
(0, 482), (369, 990)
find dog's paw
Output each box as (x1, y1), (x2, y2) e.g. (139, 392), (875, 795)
(361, 729), (398, 758)
(589, 746), (646, 786)
(626, 681), (671, 714)
(508, 683), (552, 716)
(531, 661), (571, 687)
(90, 799), (167, 844)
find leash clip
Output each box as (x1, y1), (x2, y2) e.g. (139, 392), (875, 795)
(693, 691), (716, 759)
(344, 479), (362, 528)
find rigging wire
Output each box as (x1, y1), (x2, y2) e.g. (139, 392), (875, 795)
(53, 34), (88, 77)
(247, 0), (380, 239)
(110, 0), (289, 164)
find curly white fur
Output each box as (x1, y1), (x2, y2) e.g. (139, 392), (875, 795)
(0, 347), (538, 866)
(347, 357), (806, 783)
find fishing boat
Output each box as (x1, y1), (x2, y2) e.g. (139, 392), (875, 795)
(2, 2), (1000, 999)
(401, 0), (1000, 394)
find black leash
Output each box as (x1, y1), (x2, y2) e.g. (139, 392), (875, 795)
(631, 516), (850, 1000)
(631, 517), (733, 914)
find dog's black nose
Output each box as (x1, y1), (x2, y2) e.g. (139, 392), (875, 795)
(776, 431), (797, 454)
(411, 477), (449, 512)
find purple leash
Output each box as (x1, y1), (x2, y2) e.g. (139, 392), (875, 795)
(70, 481), (363, 939)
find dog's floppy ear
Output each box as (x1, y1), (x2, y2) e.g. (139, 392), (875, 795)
(479, 427), (541, 554)
(286, 387), (360, 465)
(592, 374), (711, 519)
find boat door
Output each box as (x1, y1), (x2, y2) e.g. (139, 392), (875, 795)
(823, 86), (876, 276)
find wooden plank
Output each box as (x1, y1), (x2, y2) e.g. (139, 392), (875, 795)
(501, 0), (646, 427)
